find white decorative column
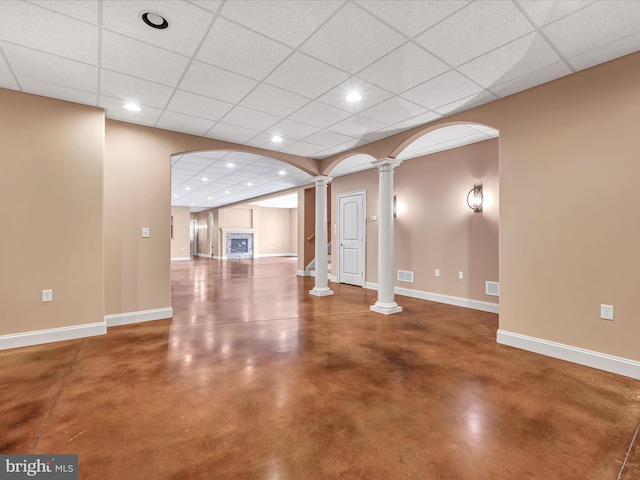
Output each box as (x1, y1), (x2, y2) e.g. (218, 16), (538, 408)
(371, 157), (402, 315)
(310, 175), (334, 297)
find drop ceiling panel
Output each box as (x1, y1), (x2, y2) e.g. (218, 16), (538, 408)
(166, 90), (233, 122)
(401, 70), (483, 111)
(516, 0), (596, 27)
(239, 83), (311, 117)
(3, 43), (97, 92)
(415, 1), (534, 67)
(198, 17), (292, 80)
(458, 33), (563, 89)
(188, 1), (222, 13)
(280, 141), (329, 157)
(327, 115), (386, 137)
(289, 101), (352, 129)
(316, 78), (394, 114)
(433, 91), (498, 115)
(179, 60), (258, 103)
(0, 71), (18, 90)
(567, 32), (640, 72)
(264, 52), (350, 98)
(29, 0), (99, 24)
(355, 0), (469, 38)
(101, 30), (189, 86)
(100, 70), (173, 108)
(268, 119), (321, 141)
(304, 131), (357, 148)
(219, 0), (343, 48)
(205, 123), (260, 144)
(0, 1), (97, 64)
(19, 78), (97, 105)
(221, 106), (280, 132)
(99, 95), (162, 126)
(488, 61), (571, 98)
(157, 111), (216, 136)
(359, 97), (428, 126)
(300, 3), (406, 74)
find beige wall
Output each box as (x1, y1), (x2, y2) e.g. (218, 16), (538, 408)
(170, 206), (190, 259)
(258, 207), (297, 255)
(290, 208), (298, 256)
(0, 89), (104, 335)
(324, 52), (640, 362)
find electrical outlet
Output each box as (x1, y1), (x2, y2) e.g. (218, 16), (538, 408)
(600, 304), (614, 321)
(435, 269), (440, 277)
(458, 271), (464, 280)
(42, 289), (53, 302)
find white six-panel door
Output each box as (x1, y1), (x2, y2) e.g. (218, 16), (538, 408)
(338, 191), (365, 286)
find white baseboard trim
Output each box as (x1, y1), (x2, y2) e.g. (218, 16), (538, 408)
(196, 253), (210, 258)
(497, 330), (640, 380)
(0, 322), (106, 350)
(105, 307), (173, 327)
(171, 256), (191, 261)
(256, 253), (297, 258)
(213, 256), (223, 260)
(364, 282), (499, 314)
(329, 274), (338, 283)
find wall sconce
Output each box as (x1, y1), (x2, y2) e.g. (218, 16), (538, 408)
(467, 183), (483, 212)
(393, 194), (397, 218)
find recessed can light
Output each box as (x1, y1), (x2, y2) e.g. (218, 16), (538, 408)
(246, 182), (252, 186)
(142, 12), (168, 29)
(226, 163), (234, 168)
(208, 196), (212, 200)
(346, 91), (362, 102)
(185, 187), (191, 190)
(202, 177), (208, 181)
(124, 103), (141, 112)
(278, 170), (286, 175)
(271, 135), (283, 143)
(173, 194), (178, 197)
(225, 190), (230, 194)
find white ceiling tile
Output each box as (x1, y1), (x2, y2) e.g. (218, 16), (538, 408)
(0, 71), (18, 90)
(99, 95), (162, 126)
(432, 90), (498, 115)
(280, 141), (328, 157)
(221, 106), (280, 131)
(401, 70), (483, 110)
(419, 124), (479, 143)
(206, 123), (260, 144)
(516, 0), (595, 27)
(0, 49), (9, 72)
(489, 61), (572, 98)
(268, 119), (321, 141)
(28, 0), (98, 24)
(0, 1), (97, 64)
(390, 111), (442, 130)
(300, 3), (406, 74)
(188, 1), (222, 13)
(3, 43), (97, 92)
(458, 33), (562, 89)
(166, 90), (233, 122)
(240, 83), (310, 117)
(219, 0), (343, 48)
(198, 17), (292, 80)
(100, 70), (173, 108)
(315, 77), (394, 114)
(180, 61), (258, 103)
(157, 111), (216, 136)
(101, 31), (189, 86)
(327, 115), (386, 137)
(359, 97), (428, 126)
(288, 101), (352, 129)
(19, 78), (97, 105)
(415, 1), (534, 67)
(244, 134), (297, 151)
(359, 43), (449, 94)
(102, 1), (214, 56)
(264, 52), (350, 98)
(542, 1), (640, 59)
(303, 130), (357, 148)
(567, 31), (640, 72)
(324, 153), (375, 175)
(355, 0), (470, 38)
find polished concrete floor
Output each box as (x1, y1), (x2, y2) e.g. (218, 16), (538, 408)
(1, 257), (639, 479)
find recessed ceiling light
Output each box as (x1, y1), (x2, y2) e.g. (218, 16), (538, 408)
(191, 203), (195, 205)
(346, 91), (362, 102)
(185, 187), (191, 190)
(142, 12), (168, 29)
(271, 135), (283, 143)
(246, 182), (252, 186)
(225, 190), (230, 194)
(173, 194), (178, 197)
(123, 103), (141, 112)
(208, 196), (212, 200)
(278, 170), (286, 175)
(202, 177), (208, 181)
(226, 163), (234, 168)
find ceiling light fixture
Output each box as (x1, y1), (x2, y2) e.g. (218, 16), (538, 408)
(346, 91), (362, 102)
(202, 177), (208, 181)
(278, 170), (286, 175)
(173, 194), (178, 197)
(224, 190), (230, 194)
(142, 12), (168, 29)
(246, 182), (252, 186)
(271, 135), (283, 143)
(226, 163), (234, 168)
(185, 187), (191, 190)
(208, 196), (212, 200)
(123, 103), (141, 112)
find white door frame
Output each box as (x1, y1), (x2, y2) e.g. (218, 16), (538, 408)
(208, 212), (214, 257)
(189, 219), (197, 256)
(336, 190), (366, 286)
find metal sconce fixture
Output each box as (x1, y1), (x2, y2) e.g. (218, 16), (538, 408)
(467, 183), (483, 212)
(393, 195), (397, 218)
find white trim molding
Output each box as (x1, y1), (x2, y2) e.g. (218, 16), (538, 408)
(171, 256), (191, 261)
(0, 322), (106, 350)
(364, 283), (499, 314)
(497, 330), (640, 380)
(297, 270), (309, 277)
(255, 253), (297, 258)
(220, 227), (256, 232)
(213, 255), (223, 260)
(105, 307), (173, 327)
(196, 253), (210, 258)
(329, 274), (338, 283)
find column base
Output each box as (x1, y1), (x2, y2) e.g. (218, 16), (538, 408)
(370, 301), (403, 315)
(309, 287), (334, 297)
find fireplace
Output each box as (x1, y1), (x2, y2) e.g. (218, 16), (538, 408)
(223, 230), (255, 259)
(230, 238), (248, 253)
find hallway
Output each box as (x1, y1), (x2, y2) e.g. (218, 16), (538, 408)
(1, 257), (639, 479)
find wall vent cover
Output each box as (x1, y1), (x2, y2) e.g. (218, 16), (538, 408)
(398, 270), (414, 283)
(486, 281), (500, 296)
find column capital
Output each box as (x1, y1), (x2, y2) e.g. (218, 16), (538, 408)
(371, 157), (402, 170)
(311, 175), (333, 186)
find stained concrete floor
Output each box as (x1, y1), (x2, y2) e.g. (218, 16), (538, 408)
(1, 257), (639, 479)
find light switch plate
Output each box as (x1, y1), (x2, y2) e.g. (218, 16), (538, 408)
(142, 227), (150, 238)
(42, 289), (53, 302)
(600, 304), (614, 321)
